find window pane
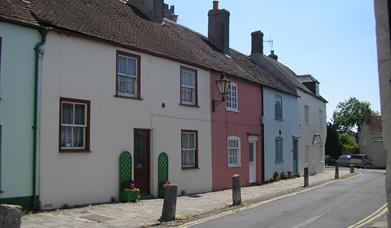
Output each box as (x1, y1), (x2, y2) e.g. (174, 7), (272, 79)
(74, 104), (85, 125)
(73, 127), (85, 148)
(127, 58), (137, 76)
(117, 56), (127, 74)
(188, 133), (195, 148)
(181, 133), (188, 149)
(125, 77), (135, 95)
(118, 75), (125, 93)
(181, 71), (195, 87)
(62, 103), (73, 124)
(61, 126), (72, 147)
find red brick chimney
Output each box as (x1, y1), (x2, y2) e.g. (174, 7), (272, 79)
(208, 0), (230, 54)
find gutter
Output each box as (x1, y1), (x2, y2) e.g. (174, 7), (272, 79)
(32, 27), (47, 210)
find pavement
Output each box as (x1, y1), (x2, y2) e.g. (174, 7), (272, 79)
(22, 168), (353, 228)
(182, 169), (386, 228)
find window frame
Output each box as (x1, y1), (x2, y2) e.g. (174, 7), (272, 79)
(181, 130), (198, 169)
(115, 50), (141, 100)
(275, 95), (283, 120)
(304, 105), (310, 123)
(275, 137), (283, 163)
(226, 82), (239, 112)
(59, 97), (91, 153)
(180, 66), (198, 107)
(227, 136), (241, 168)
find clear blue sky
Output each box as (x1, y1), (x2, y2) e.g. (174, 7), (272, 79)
(166, 0), (380, 121)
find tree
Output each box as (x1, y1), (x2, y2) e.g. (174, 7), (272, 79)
(325, 122), (342, 159)
(332, 97), (373, 142)
(339, 133), (359, 154)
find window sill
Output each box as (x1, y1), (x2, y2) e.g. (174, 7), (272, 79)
(182, 167), (199, 170)
(114, 95), (143, 101)
(180, 103), (200, 108)
(59, 150), (92, 153)
(228, 165), (241, 168)
(226, 109), (240, 113)
(275, 118), (283, 121)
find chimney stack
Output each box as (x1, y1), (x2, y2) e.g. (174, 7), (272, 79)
(163, 4), (178, 22)
(269, 50), (278, 61)
(208, 0), (230, 54)
(127, 0), (164, 23)
(251, 31), (264, 55)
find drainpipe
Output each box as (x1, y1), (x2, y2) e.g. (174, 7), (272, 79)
(32, 27), (47, 210)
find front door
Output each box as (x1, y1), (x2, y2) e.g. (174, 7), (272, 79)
(293, 139), (298, 175)
(249, 142), (256, 183)
(134, 129), (150, 195)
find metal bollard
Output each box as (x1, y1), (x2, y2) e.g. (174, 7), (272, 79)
(350, 166), (355, 173)
(160, 185), (178, 222)
(0, 204), (23, 228)
(304, 167), (309, 187)
(232, 175), (241, 206)
(335, 164), (339, 179)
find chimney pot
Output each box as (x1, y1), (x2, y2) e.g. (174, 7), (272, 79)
(269, 50), (278, 61)
(251, 31), (264, 55)
(213, 0), (219, 12)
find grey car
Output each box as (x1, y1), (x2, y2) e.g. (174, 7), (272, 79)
(336, 154), (351, 167)
(350, 154), (373, 168)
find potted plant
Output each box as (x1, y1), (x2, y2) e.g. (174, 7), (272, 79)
(158, 180), (171, 198)
(120, 180), (140, 202)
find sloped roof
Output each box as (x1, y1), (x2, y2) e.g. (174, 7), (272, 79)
(0, 0), (38, 25)
(1, 0), (298, 96)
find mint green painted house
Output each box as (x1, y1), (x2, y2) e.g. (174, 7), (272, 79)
(0, 2), (41, 209)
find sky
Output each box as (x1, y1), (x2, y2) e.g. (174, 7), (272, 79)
(166, 0), (380, 121)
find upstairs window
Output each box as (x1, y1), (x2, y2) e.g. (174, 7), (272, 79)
(180, 67), (198, 106)
(304, 105), (310, 123)
(226, 82), (238, 112)
(275, 95), (283, 120)
(60, 98), (90, 152)
(116, 51), (140, 98)
(275, 137), (283, 163)
(228, 136), (241, 167)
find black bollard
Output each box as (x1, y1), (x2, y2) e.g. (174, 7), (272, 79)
(232, 175), (241, 206)
(350, 166), (355, 174)
(160, 185), (178, 222)
(335, 164), (339, 179)
(304, 167), (309, 187)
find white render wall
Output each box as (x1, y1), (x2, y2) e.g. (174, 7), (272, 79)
(297, 89), (327, 175)
(263, 87), (299, 181)
(38, 32), (212, 209)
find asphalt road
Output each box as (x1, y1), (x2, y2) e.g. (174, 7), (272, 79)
(189, 169), (386, 228)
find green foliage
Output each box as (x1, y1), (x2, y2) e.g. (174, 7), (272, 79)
(325, 122), (342, 159)
(339, 133), (359, 154)
(333, 97), (371, 134)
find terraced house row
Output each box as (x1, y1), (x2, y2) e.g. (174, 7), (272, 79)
(0, 0), (327, 210)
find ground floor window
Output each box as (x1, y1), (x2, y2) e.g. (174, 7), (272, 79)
(181, 130), (198, 168)
(60, 98), (90, 152)
(275, 137), (283, 163)
(228, 136), (241, 167)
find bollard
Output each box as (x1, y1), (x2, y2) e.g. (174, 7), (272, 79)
(335, 164), (339, 179)
(304, 167), (309, 187)
(0, 204), (23, 228)
(350, 166), (355, 174)
(232, 175), (241, 206)
(160, 185), (178, 222)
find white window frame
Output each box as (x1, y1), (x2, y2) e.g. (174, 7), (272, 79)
(180, 68), (197, 106)
(304, 105), (310, 123)
(275, 95), (283, 120)
(117, 54), (138, 98)
(181, 130), (197, 168)
(275, 137), (283, 163)
(60, 101), (88, 150)
(227, 136), (241, 167)
(226, 82), (239, 112)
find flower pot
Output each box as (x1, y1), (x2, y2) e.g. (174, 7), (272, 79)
(120, 189), (140, 202)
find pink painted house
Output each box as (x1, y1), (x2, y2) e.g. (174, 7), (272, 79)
(211, 72), (263, 190)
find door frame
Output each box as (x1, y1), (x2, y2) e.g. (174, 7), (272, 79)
(292, 138), (299, 175)
(248, 135), (259, 184)
(133, 128), (151, 195)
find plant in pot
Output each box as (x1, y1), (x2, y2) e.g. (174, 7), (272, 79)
(120, 180), (140, 203)
(158, 180), (171, 198)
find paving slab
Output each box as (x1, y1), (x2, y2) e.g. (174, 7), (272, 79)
(22, 168), (352, 228)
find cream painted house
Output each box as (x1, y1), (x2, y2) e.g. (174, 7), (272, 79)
(38, 31), (213, 209)
(296, 75), (327, 175)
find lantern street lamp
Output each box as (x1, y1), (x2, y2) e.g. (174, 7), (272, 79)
(212, 73), (231, 112)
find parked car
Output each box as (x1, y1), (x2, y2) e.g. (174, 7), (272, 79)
(336, 154), (351, 167)
(350, 154), (373, 169)
(325, 155), (336, 166)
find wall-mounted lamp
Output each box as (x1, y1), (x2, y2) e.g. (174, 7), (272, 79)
(312, 134), (322, 145)
(212, 73), (231, 112)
